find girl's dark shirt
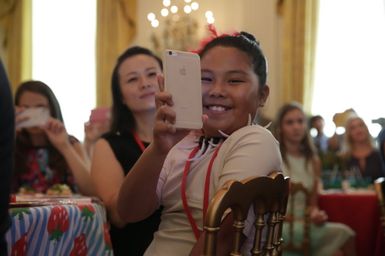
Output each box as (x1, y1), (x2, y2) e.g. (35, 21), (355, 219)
(346, 149), (385, 182)
(102, 131), (162, 256)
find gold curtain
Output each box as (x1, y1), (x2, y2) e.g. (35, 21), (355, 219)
(0, 0), (32, 94)
(96, 0), (137, 107)
(278, 0), (319, 112)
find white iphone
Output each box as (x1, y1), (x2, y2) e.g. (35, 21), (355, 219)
(163, 49), (203, 129)
(17, 107), (50, 129)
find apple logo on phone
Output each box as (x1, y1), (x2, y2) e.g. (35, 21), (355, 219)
(179, 66), (186, 76)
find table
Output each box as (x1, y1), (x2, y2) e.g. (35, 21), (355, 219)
(318, 191), (384, 256)
(6, 195), (113, 256)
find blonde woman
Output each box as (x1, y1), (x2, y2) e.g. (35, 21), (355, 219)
(339, 116), (385, 182)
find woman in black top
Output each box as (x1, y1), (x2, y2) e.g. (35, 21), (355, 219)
(91, 46), (163, 255)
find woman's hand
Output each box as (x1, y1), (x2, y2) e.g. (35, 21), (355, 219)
(42, 117), (71, 152)
(84, 121), (107, 144)
(310, 207), (328, 225)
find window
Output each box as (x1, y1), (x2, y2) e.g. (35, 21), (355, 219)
(312, 0), (385, 137)
(32, 0), (97, 140)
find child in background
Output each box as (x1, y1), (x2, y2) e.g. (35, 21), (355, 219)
(273, 102), (356, 256)
(13, 80), (93, 195)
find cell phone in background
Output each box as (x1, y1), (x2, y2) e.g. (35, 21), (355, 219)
(89, 107), (111, 124)
(163, 49), (202, 129)
(16, 107), (50, 129)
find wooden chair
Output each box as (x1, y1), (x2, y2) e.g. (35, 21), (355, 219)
(203, 172), (290, 256)
(374, 177), (385, 241)
(283, 182), (312, 256)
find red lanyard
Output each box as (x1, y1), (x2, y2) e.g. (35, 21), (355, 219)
(181, 143), (222, 240)
(132, 131), (146, 152)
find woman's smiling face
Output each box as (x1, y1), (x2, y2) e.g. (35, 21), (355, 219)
(201, 46), (268, 137)
(118, 54), (161, 113)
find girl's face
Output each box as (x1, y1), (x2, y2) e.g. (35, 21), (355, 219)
(281, 109), (307, 145)
(18, 91), (50, 134)
(347, 118), (368, 144)
(118, 54), (161, 113)
(200, 46), (269, 137)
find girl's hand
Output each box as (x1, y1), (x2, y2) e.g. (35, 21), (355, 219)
(152, 75), (189, 154)
(43, 118), (71, 152)
(15, 106), (28, 133)
(310, 207), (328, 225)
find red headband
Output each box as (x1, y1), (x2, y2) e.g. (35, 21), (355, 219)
(191, 24), (240, 54)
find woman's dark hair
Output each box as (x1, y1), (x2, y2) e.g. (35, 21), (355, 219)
(14, 80), (69, 182)
(110, 46), (163, 134)
(273, 102), (317, 169)
(199, 31), (268, 86)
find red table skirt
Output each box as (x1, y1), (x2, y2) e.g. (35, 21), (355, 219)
(318, 192), (384, 256)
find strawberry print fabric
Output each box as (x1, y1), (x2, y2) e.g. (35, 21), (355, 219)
(6, 203), (113, 255)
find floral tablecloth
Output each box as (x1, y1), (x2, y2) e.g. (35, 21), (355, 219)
(6, 200), (113, 256)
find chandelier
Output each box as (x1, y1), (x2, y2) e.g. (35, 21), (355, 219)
(146, 0), (215, 54)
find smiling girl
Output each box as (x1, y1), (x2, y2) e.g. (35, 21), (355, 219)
(117, 31), (283, 255)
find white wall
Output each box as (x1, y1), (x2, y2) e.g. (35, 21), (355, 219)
(133, 0), (281, 119)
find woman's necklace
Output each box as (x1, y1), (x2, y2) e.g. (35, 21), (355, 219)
(132, 130), (146, 152)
